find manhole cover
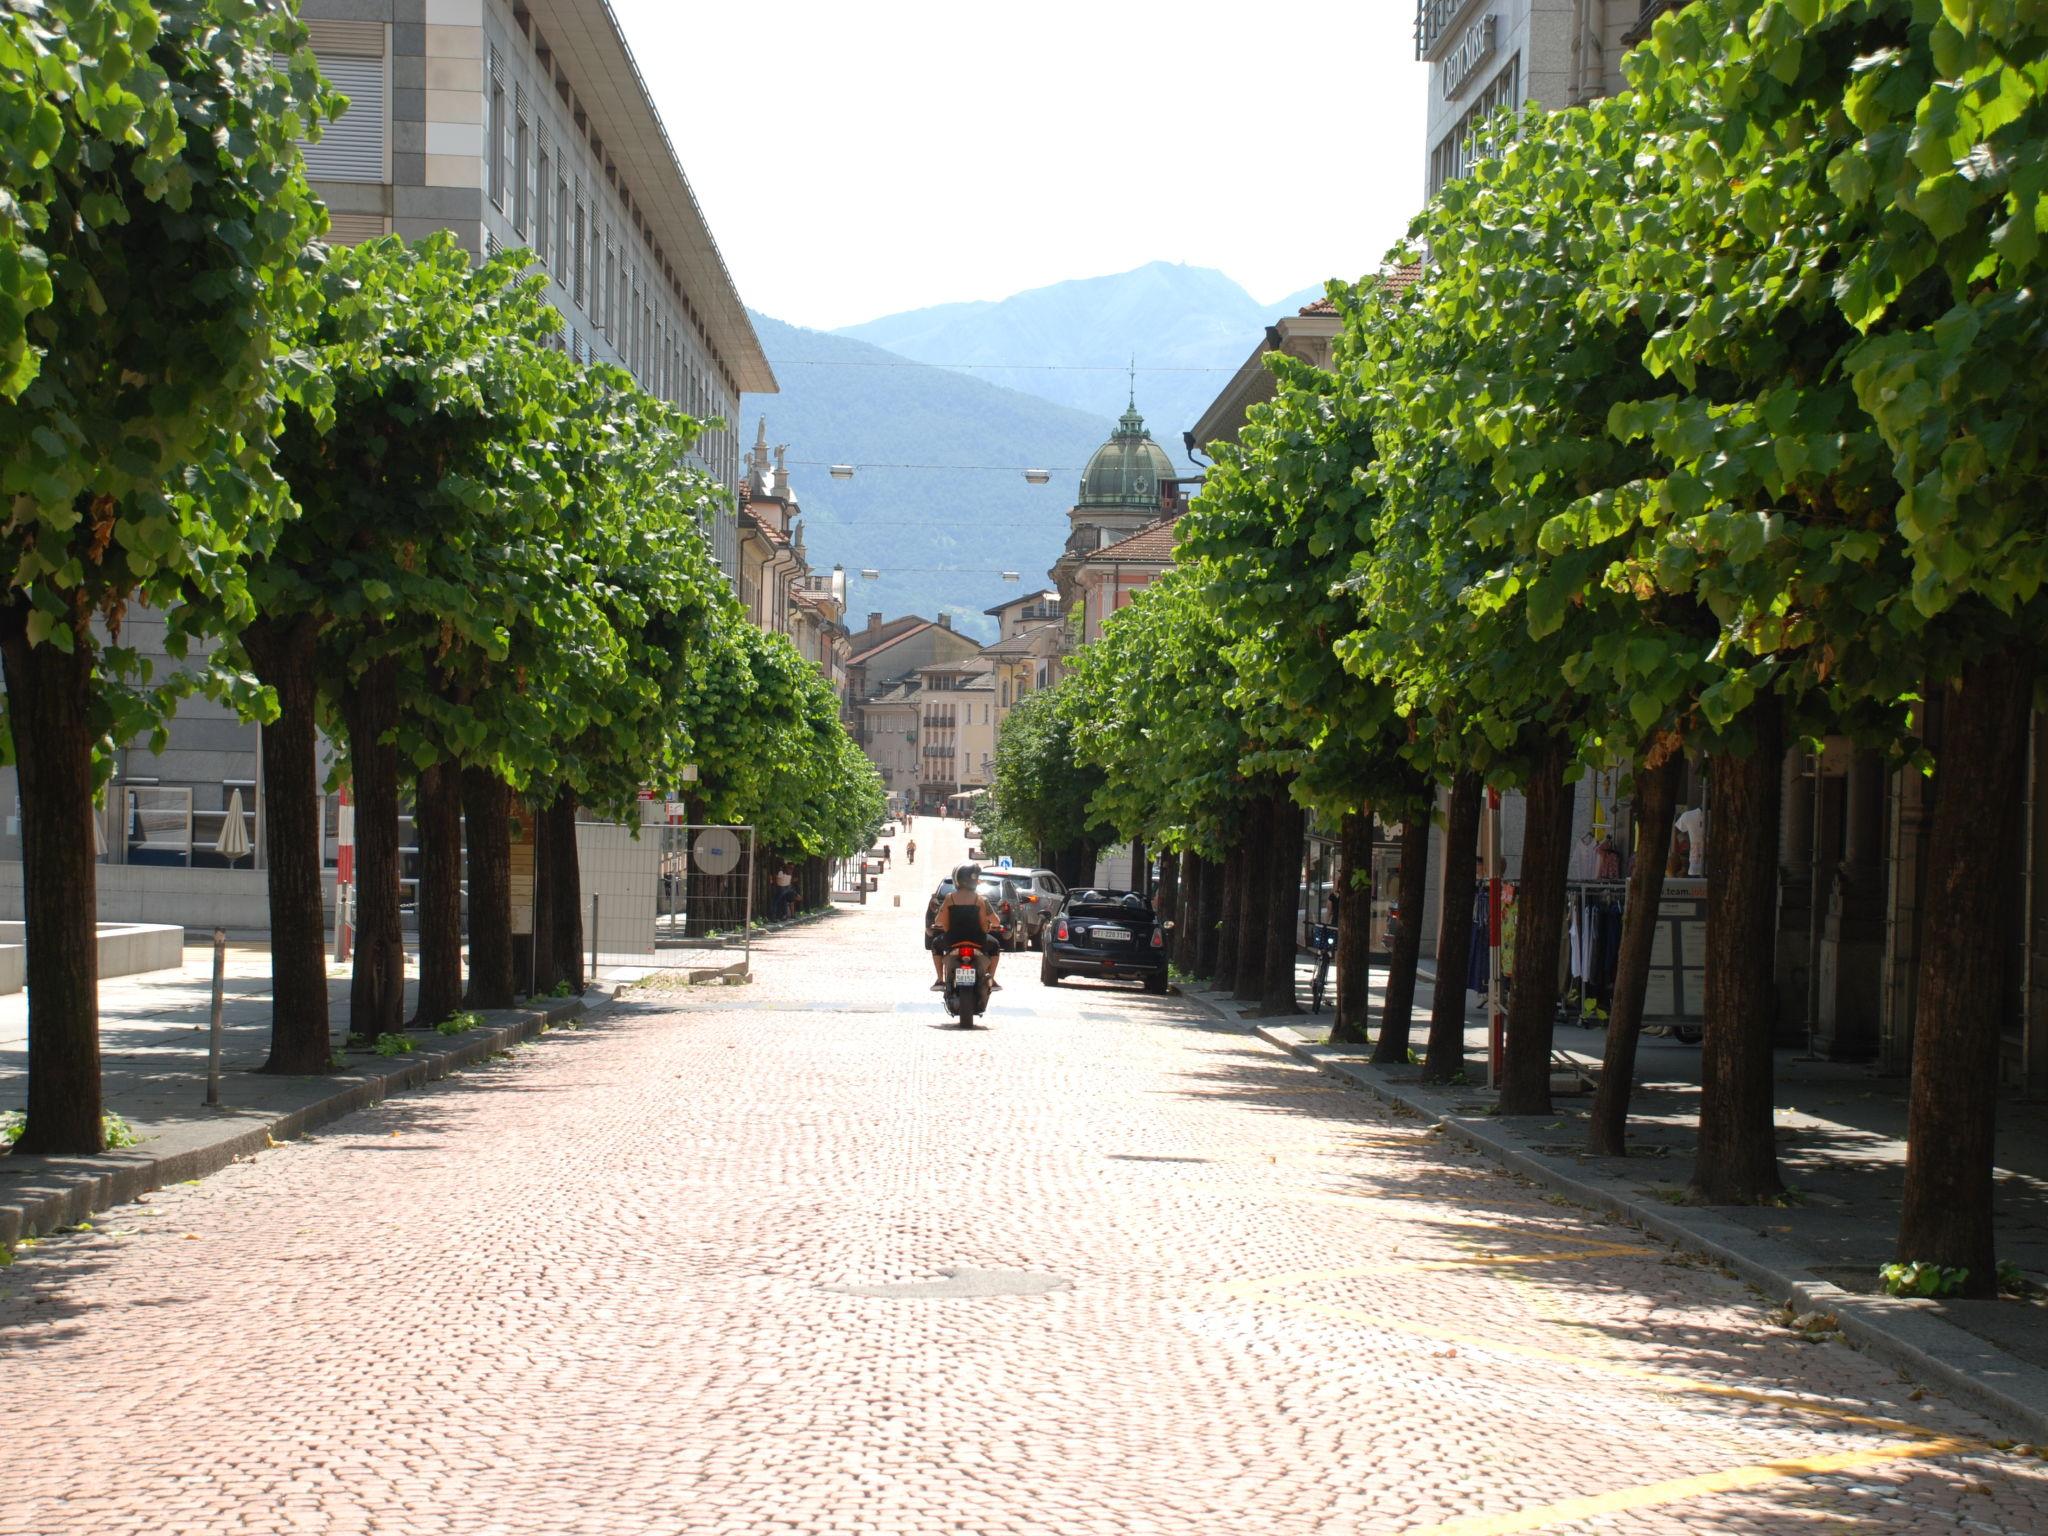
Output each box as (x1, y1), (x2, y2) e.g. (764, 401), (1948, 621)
(823, 1268), (1071, 1299)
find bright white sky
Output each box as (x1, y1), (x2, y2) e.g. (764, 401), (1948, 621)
(610, 0), (1427, 331)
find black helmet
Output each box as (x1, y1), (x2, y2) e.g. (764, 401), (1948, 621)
(955, 862), (982, 888)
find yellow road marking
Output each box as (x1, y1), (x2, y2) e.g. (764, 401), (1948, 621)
(1391, 1436), (1974, 1536)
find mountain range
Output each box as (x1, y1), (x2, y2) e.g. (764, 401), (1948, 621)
(740, 263), (1331, 638)
(832, 262), (1327, 470)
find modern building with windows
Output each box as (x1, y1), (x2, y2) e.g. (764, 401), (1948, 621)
(1417, 1), (1673, 195)
(299, 0), (774, 576)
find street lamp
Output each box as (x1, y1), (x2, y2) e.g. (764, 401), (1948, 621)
(830, 463), (855, 481)
(1001, 571), (1020, 582)
(1023, 468), (1050, 486)
(860, 567), (880, 580)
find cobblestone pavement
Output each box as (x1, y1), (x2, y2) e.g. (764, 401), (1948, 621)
(8, 821), (2048, 1535)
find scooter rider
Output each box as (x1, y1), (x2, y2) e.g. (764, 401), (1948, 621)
(928, 863), (1003, 991)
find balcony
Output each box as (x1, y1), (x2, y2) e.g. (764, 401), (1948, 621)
(1623, 0), (1685, 42)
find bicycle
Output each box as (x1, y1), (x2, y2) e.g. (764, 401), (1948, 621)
(1309, 923), (1338, 1013)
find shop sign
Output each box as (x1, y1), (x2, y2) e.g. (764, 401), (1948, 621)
(1442, 14), (1498, 100)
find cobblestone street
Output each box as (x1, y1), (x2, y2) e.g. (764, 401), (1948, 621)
(8, 823), (2048, 1535)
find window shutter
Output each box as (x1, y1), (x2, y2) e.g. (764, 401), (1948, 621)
(298, 53), (386, 183)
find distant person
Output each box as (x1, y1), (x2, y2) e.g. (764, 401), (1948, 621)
(773, 863), (796, 918)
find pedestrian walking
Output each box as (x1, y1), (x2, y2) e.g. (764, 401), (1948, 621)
(774, 862), (796, 919)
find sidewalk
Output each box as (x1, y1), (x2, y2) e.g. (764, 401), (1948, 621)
(0, 944), (595, 1247)
(1183, 952), (2048, 1442)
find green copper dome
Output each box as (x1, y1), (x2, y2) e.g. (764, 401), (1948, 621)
(1077, 398), (1175, 512)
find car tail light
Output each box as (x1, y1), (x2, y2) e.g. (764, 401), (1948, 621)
(1150, 927), (1164, 949)
(1055, 918), (1069, 942)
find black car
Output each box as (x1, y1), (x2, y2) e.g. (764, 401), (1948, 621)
(1039, 888), (1168, 993)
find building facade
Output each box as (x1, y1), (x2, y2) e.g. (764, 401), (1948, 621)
(298, 0), (774, 575)
(1417, 0), (1657, 195)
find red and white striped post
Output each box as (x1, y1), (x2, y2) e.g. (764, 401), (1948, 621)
(333, 783), (355, 965)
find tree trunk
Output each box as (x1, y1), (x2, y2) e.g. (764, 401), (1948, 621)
(1214, 842), (1246, 994)
(1898, 649), (2034, 1296)
(410, 761), (464, 1027)
(1331, 812), (1373, 1046)
(1130, 834), (1147, 896)
(532, 791), (561, 995)
(0, 599), (104, 1154)
(1233, 794), (1274, 1003)
(340, 655), (405, 1041)
(462, 767), (515, 1009)
(1156, 849), (1179, 943)
(543, 789), (583, 991)
(1373, 812), (1433, 1066)
(1422, 772), (1482, 1084)
(1498, 741), (1577, 1115)
(1257, 788), (1304, 1015)
(1691, 697), (1786, 1205)
(1589, 753), (1682, 1156)
(1196, 853), (1224, 980)
(241, 613), (331, 1074)
(1173, 854), (1201, 972)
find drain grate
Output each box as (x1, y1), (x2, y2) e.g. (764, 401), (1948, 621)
(822, 1268), (1071, 1299)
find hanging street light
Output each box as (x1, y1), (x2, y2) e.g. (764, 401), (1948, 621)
(1022, 468), (1050, 485)
(829, 463), (855, 480)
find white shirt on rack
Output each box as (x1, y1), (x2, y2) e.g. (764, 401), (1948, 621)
(1675, 807), (1707, 876)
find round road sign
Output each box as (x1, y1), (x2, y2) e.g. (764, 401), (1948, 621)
(693, 829), (743, 876)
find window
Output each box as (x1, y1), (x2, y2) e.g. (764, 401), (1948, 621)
(513, 88), (530, 233)
(487, 49), (506, 209)
(1428, 54), (1521, 195)
(572, 191), (586, 304)
(298, 31), (386, 183)
(556, 173), (569, 281)
(534, 147), (550, 263)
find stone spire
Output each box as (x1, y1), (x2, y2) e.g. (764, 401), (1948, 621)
(746, 416), (773, 498)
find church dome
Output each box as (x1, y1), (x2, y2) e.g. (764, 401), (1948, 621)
(1077, 399), (1175, 512)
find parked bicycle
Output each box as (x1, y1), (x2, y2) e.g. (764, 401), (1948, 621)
(1309, 922), (1338, 1013)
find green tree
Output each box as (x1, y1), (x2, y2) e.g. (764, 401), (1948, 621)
(257, 234), (567, 1045)
(1612, 0), (2048, 1285)
(988, 685), (1108, 872)
(0, 1), (330, 1150)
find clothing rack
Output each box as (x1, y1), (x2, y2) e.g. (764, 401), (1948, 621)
(1564, 878), (1629, 1028)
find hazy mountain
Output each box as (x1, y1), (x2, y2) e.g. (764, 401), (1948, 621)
(832, 262), (1330, 466)
(742, 313), (1116, 643)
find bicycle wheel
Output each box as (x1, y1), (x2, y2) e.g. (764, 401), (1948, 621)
(1312, 954), (1330, 1013)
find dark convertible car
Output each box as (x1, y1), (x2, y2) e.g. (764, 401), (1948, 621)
(1039, 888), (1168, 993)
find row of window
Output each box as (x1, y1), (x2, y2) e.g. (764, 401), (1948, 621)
(481, 33), (737, 489)
(1428, 53), (1522, 195)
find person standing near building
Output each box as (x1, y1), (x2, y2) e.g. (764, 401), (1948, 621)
(774, 862), (796, 919)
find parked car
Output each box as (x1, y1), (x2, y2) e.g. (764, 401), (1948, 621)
(1039, 887), (1168, 993)
(975, 868), (1066, 949)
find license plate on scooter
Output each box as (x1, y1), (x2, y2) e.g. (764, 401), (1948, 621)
(955, 968), (976, 984)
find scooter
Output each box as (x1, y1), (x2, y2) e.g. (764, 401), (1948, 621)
(943, 941), (992, 1027)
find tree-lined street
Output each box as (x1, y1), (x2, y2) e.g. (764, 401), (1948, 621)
(8, 822), (2048, 1534)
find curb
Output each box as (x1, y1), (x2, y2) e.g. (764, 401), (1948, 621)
(1175, 985), (2048, 1443)
(0, 992), (594, 1249)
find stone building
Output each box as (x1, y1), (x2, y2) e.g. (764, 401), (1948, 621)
(1418, 1), (1666, 195)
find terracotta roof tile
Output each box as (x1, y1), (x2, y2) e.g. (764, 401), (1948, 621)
(1083, 515), (1179, 565)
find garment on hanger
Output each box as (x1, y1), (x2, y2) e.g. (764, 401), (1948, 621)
(1595, 839), (1624, 881)
(1466, 884), (1491, 996)
(1569, 833), (1600, 882)
(1675, 806), (1707, 876)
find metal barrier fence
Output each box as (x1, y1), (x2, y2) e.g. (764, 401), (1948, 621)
(575, 820), (755, 983)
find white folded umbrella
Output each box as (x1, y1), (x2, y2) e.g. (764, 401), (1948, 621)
(215, 788), (252, 860)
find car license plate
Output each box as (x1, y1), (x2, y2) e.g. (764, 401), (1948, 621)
(1093, 927), (1130, 944)
(955, 967), (976, 983)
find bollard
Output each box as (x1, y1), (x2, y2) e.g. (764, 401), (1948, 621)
(205, 927), (227, 1107)
(589, 894), (600, 986)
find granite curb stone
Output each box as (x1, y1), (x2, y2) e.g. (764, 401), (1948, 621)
(1174, 983), (2048, 1445)
(0, 992), (593, 1249)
